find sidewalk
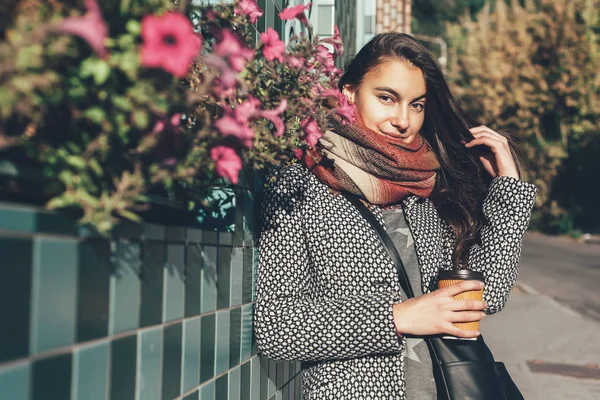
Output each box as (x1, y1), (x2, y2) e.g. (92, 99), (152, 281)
(481, 282), (600, 400)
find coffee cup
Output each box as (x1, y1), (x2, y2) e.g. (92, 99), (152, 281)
(437, 269), (485, 340)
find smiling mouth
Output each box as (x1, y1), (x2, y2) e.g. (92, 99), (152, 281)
(379, 130), (405, 138)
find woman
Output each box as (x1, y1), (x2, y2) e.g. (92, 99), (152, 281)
(254, 33), (538, 399)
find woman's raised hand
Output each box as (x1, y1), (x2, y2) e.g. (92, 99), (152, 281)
(465, 126), (519, 179)
(392, 280), (488, 339)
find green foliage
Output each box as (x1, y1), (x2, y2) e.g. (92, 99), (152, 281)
(0, 0), (342, 234)
(447, 0), (600, 232)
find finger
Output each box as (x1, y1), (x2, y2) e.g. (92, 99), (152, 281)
(464, 136), (506, 150)
(447, 299), (488, 311)
(469, 126), (508, 143)
(450, 311), (486, 323)
(438, 280), (484, 297)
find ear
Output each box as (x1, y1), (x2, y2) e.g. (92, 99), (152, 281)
(342, 84), (356, 104)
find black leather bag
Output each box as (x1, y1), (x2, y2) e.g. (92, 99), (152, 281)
(343, 193), (524, 400)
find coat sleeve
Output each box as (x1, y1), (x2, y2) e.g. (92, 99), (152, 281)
(254, 165), (404, 362)
(468, 176), (538, 314)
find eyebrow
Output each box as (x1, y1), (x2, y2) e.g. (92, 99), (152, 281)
(374, 86), (426, 102)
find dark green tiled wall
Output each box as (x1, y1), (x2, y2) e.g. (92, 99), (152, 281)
(0, 190), (301, 400)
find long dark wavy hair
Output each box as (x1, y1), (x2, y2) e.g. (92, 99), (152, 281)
(338, 33), (524, 267)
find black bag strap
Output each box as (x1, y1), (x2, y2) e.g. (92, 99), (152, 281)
(342, 192), (416, 299)
(342, 192), (445, 365)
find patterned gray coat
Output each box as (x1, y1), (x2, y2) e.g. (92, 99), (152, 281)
(254, 163), (538, 400)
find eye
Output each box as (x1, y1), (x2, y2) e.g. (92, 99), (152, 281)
(378, 95), (394, 103)
(411, 102), (425, 112)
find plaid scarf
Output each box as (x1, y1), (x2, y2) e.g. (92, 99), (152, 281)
(304, 113), (440, 205)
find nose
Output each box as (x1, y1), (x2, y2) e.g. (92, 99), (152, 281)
(391, 107), (410, 132)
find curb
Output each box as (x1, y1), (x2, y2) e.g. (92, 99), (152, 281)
(514, 281), (583, 319)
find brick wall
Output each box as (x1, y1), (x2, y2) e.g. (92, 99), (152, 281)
(376, 0), (412, 34)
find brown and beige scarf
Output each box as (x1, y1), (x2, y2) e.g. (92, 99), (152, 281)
(304, 113), (440, 205)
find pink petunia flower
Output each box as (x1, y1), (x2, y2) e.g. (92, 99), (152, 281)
(336, 95), (357, 124)
(214, 115), (255, 148)
(321, 25), (344, 56)
(234, 0), (264, 24)
(141, 12), (202, 77)
(279, 2), (312, 25)
(234, 96), (260, 122)
(301, 116), (323, 147)
(260, 99), (288, 137)
(57, 0), (108, 58)
(211, 146), (243, 184)
(260, 28), (285, 62)
(292, 148), (304, 160)
(286, 55), (305, 69)
(213, 29), (255, 72)
(204, 54), (239, 96)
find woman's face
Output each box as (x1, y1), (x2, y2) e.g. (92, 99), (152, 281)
(343, 58), (427, 145)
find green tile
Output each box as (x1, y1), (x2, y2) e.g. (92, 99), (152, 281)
(215, 375), (228, 399)
(161, 322), (182, 400)
(229, 365), (241, 400)
(31, 237), (78, 353)
(276, 361), (284, 388)
(199, 380), (215, 400)
(241, 248), (254, 304)
(185, 244), (202, 318)
(144, 223), (165, 241)
(140, 242), (165, 327)
(0, 237), (32, 363)
(215, 310), (230, 375)
(163, 244), (185, 322)
(110, 240), (141, 335)
(182, 318), (201, 393)
(252, 356), (266, 400)
(230, 248), (244, 307)
(0, 203), (76, 235)
(267, 359), (277, 398)
(137, 327), (163, 400)
(219, 232), (233, 246)
(202, 231), (218, 245)
(201, 246), (217, 313)
(240, 360), (251, 400)
(0, 362), (29, 400)
(240, 304), (254, 363)
(110, 334), (137, 400)
(77, 239), (110, 342)
(166, 226), (186, 242)
(216, 247), (232, 310)
(200, 314), (215, 383)
(282, 362), (290, 387)
(72, 342), (109, 400)
(229, 307), (242, 368)
(113, 220), (143, 239)
(32, 353), (72, 400)
(187, 228), (203, 243)
(183, 391), (199, 400)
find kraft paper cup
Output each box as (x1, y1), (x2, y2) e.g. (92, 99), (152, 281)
(437, 269), (485, 340)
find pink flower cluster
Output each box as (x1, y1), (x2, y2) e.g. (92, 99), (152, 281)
(214, 97), (288, 147)
(234, 0), (264, 24)
(260, 28), (285, 62)
(279, 2), (312, 25)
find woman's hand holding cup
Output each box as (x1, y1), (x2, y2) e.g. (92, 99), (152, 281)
(392, 279), (488, 339)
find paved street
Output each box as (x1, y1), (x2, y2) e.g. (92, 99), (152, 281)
(481, 232), (600, 399)
(518, 232), (600, 321)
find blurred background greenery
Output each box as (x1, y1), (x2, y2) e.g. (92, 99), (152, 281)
(412, 0), (600, 237)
